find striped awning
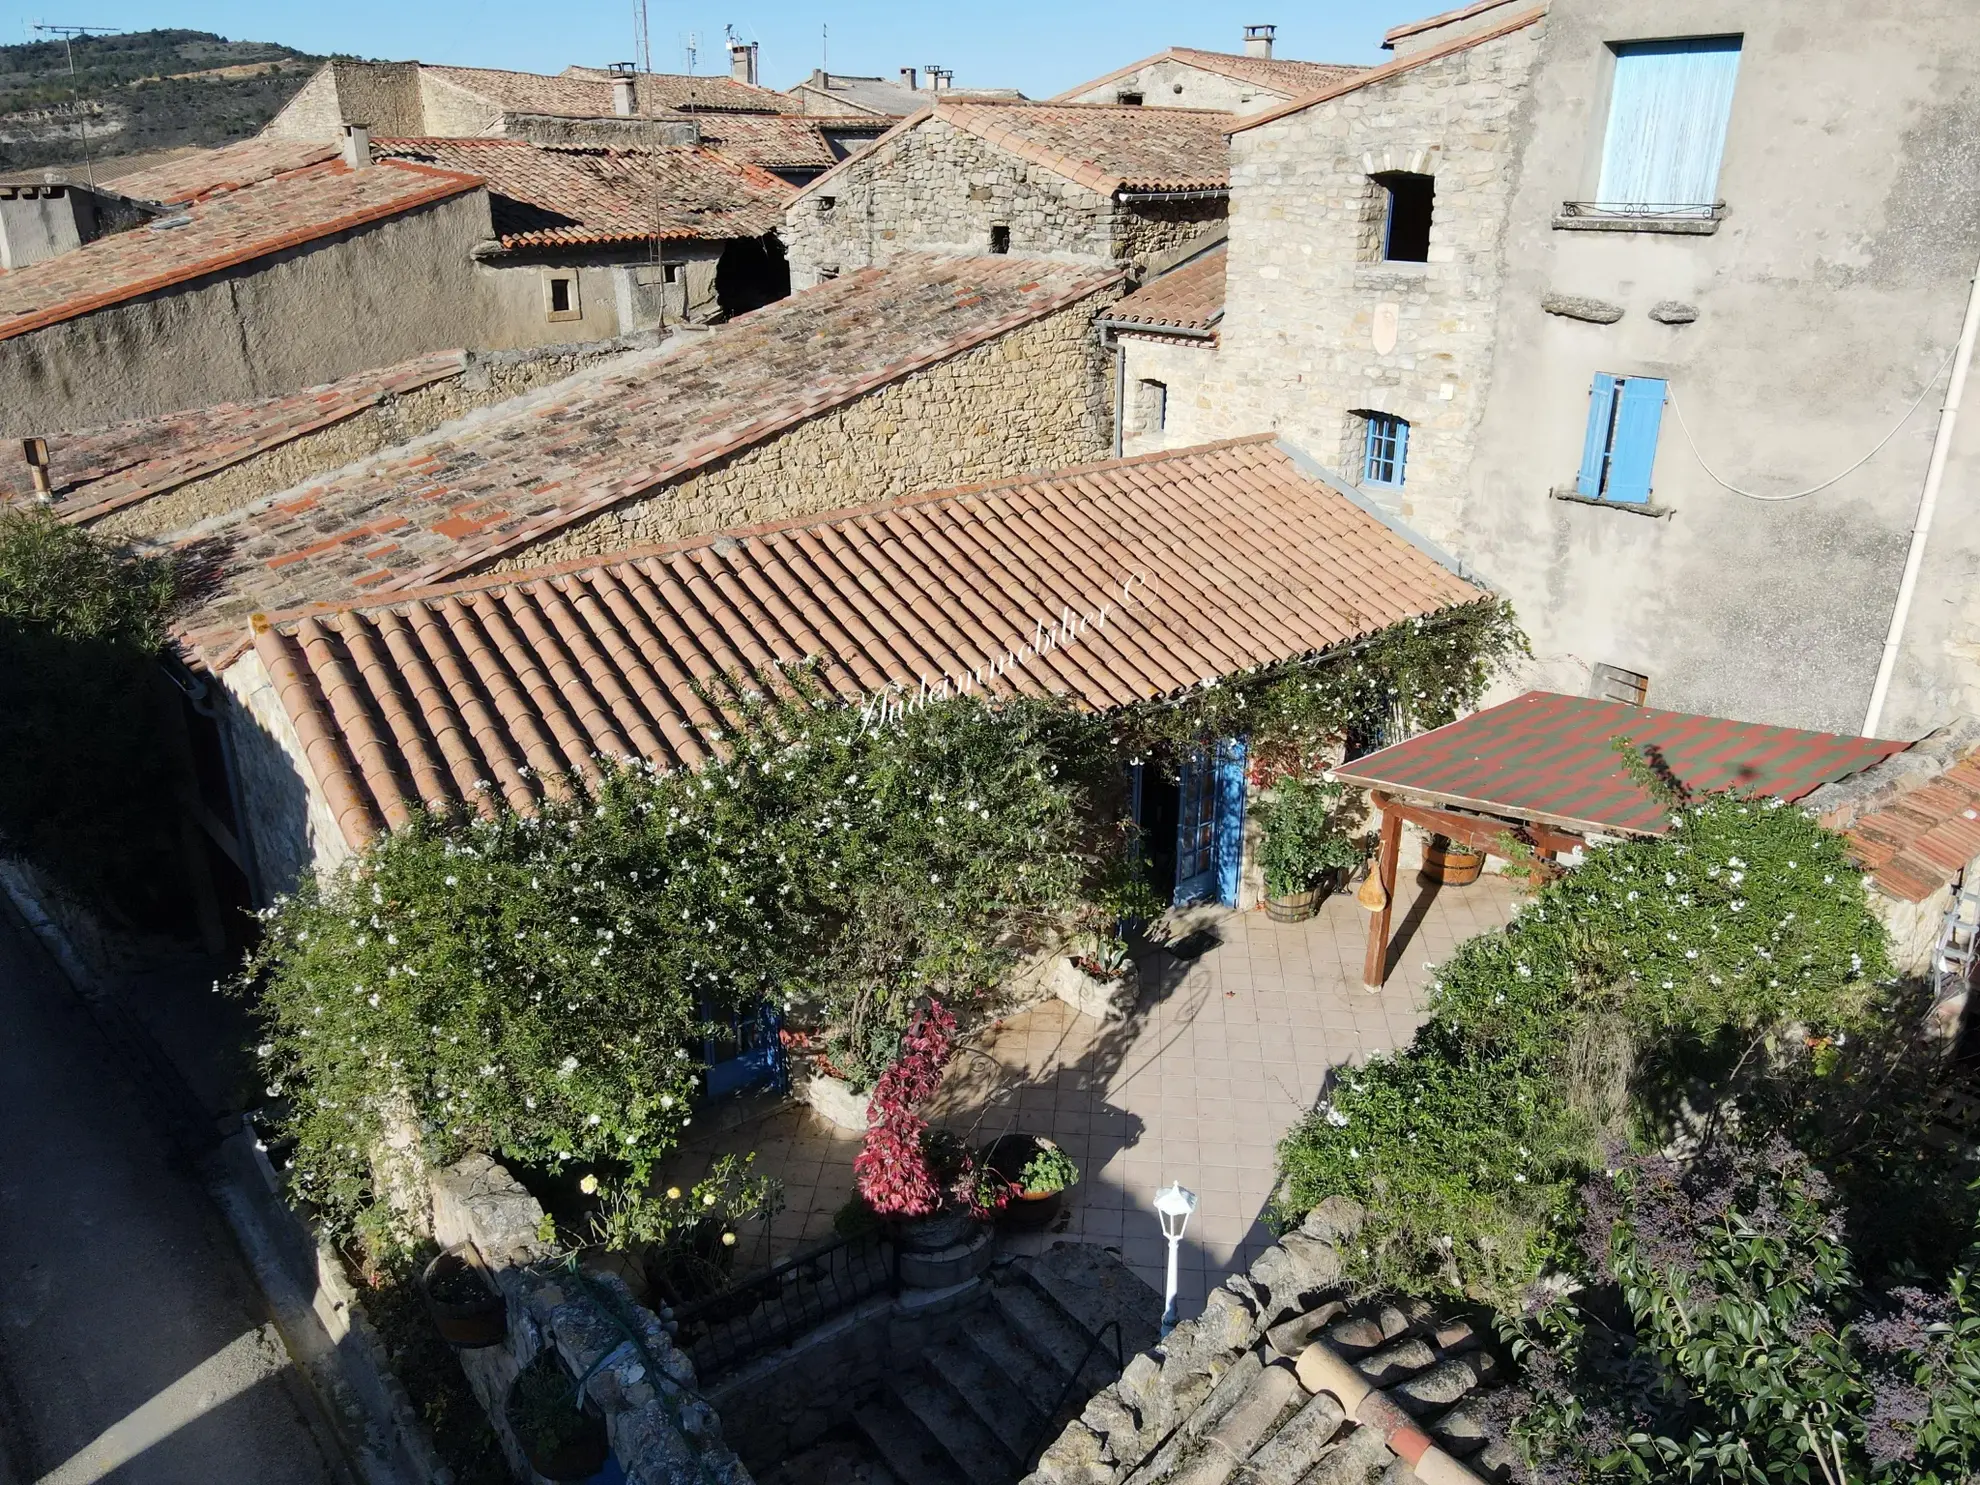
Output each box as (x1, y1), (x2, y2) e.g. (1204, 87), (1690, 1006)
(1331, 691), (1909, 836)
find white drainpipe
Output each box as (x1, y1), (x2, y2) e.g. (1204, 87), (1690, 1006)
(1863, 255), (1980, 738)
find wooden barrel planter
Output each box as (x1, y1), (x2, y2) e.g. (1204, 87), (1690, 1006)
(1421, 836), (1485, 886)
(420, 1244), (506, 1348)
(1264, 868), (1348, 922)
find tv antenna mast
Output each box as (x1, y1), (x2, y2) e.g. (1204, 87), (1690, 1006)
(683, 31), (699, 72)
(632, 0), (651, 73)
(31, 23), (120, 187)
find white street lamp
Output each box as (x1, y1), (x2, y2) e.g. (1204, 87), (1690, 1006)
(1152, 1182), (1198, 1338)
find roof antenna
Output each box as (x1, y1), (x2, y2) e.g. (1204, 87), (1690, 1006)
(822, 22), (828, 70)
(632, 0), (651, 72)
(30, 23), (120, 188)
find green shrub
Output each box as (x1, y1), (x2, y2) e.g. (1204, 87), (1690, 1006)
(1274, 794), (1889, 1304)
(0, 509), (183, 917)
(1252, 776), (1365, 897)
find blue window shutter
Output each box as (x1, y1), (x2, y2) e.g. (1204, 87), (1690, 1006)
(1214, 737), (1247, 907)
(1599, 39), (1742, 209)
(1605, 377), (1667, 504)
(1577, 374), (1620, 497)
(1392, 418), (1409, 488)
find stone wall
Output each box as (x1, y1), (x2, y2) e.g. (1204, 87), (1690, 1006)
(785, 119), (1118, 288)
(429, 1154), (753, 1485)
(1061, 58), (1291, 115)
(0, 189), (500, 433)
(503, 289), (1119, 569)
(97, 337), (660, 540)
(1118, 334), (1220, 457)
(218, 646), (355, 903)
(417, 72), (506, 136)
(1197, 19), (1545, 557)
(1116, 200), (1230, 273)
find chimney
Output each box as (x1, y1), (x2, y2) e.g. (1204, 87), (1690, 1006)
(1244, 23), (1276, 57)
(729, 40), (759, 85)
(612, 75), (636, 115)
(22, 439), (51, 502)
(926, 65), (953, 92)
(899, 66), (918, 90)
(341, 123), (372, 168)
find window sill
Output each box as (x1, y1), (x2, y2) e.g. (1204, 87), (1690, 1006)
(1550, 486), (1672, 519)
(1552, 206), (1722, 236)
(1355, 262), (1429, 287)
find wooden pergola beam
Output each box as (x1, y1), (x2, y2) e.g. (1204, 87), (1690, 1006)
(1360, 791), (1589, 994)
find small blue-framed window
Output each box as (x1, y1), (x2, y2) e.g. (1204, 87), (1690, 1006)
(1576, 373), (1667, 503)
(1362, 412), (1409, 487)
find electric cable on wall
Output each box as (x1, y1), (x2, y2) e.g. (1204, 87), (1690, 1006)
(1666, 340), (1960, 501)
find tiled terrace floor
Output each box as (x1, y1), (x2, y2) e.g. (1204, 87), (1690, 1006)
(657, 871), (1521, 1319)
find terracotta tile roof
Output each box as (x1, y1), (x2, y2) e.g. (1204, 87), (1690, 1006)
(247, 436), (1486, 846)
(680, 114), (848, 171)
(1234, 4), (1548, 133)
(0, 352), (466, 524)
(803, 101), (1233, 201)
(428, 64), (802, 118)
(1055, 48), (1365, 102)
(0, 159), (483, 344)
(171, 255), (1124, 668)
(1106, 243), (1225, 334)
(1833, 748), (1980, 903)
(1331, 691), (1907, 838)
(1384, 0), (1534, 47)
(99, 137), (342, 205)
(374, 138), (789, 246)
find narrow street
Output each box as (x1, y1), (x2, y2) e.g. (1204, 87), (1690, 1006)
(0, 907), (344, 1485)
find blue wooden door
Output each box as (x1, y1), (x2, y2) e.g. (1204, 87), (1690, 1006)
(702, 1001), (788, 1100)
(1174, 739), (1248, 907)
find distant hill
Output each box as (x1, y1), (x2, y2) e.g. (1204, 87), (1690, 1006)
(0, 29), (327, 176)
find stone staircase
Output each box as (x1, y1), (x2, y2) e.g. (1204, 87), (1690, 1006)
(851, 1245), (1162, 1485)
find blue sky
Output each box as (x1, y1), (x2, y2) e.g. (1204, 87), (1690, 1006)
(8, 2), (1433, 98)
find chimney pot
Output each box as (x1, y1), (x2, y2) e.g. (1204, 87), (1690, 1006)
(22, 437), (51, 501)
(728, 40), (759, 86)
(341, 123), (372, 168)
(899, 66), (918, 90)
(1244, 23), (1276, 58)
(612, 76), (636, 115)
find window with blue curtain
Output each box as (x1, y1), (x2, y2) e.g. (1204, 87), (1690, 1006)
(1597, 37), (1742, 213)
(1363, 412), (1409, 487)
(1577, 374), (1667, 504)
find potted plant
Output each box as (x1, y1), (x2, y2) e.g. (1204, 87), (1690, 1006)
(1056, 841), (1159, 1020)
(505, 1351), (610, 1481)
(1254, 776), (1364, 922)
(1421, 833), (1486, 886)
(419, 1243), (506, 1348)
(854, 1000), (1006, 1251)
(983, 1133), (1080, 1231)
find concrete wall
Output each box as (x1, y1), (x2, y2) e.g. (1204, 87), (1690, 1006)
(93, 339), (650, 540)
(1119, 333), (1220, 456)
(417, 73), (505, 137)
(509, 288), (1119, 569)
(0, 189), (500, 433)
(1456, 0), (1980, 736)
(474, 245), (725, 351)
(1062, 58), (1290, 115)
(1197, 20), (1545, 554)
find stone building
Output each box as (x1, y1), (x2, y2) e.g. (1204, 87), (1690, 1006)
(213, 438), (1481, 900)
(372, 135), (793, 325)
(0, 134), (495, 431)
(1101, 232), (1227, 458)
(786, 68), (1025, 119)
(1449, 0), (1980, 739)
(1054, 26), (1364, 116)
(1194, 7), (1549, 558)
(259, 60), (889, 188)
(782, 101), (1233, 289)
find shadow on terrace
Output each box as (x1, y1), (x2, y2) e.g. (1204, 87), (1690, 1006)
(654, 869), (1522, 1323)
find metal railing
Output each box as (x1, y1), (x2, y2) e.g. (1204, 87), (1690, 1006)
(670, 1230), (899, 1379)
(1559, 199), (1724, 220)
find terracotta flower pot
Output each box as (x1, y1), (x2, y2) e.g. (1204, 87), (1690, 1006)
(984, 1133), (1072, 1231)
(420, 1245), (505, 1349)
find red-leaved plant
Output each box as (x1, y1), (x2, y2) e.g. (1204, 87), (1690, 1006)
(853, 1000), (1007, 1221)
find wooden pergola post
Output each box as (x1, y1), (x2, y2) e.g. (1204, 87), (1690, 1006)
(1361, 797), (1403, 993)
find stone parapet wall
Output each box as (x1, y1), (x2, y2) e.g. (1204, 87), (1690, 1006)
(429, 1153), (754, 1485)
(1118, 335), (1219, 457)
(1199, 20), (1544, 554)
(502, 291), (1117, 569)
